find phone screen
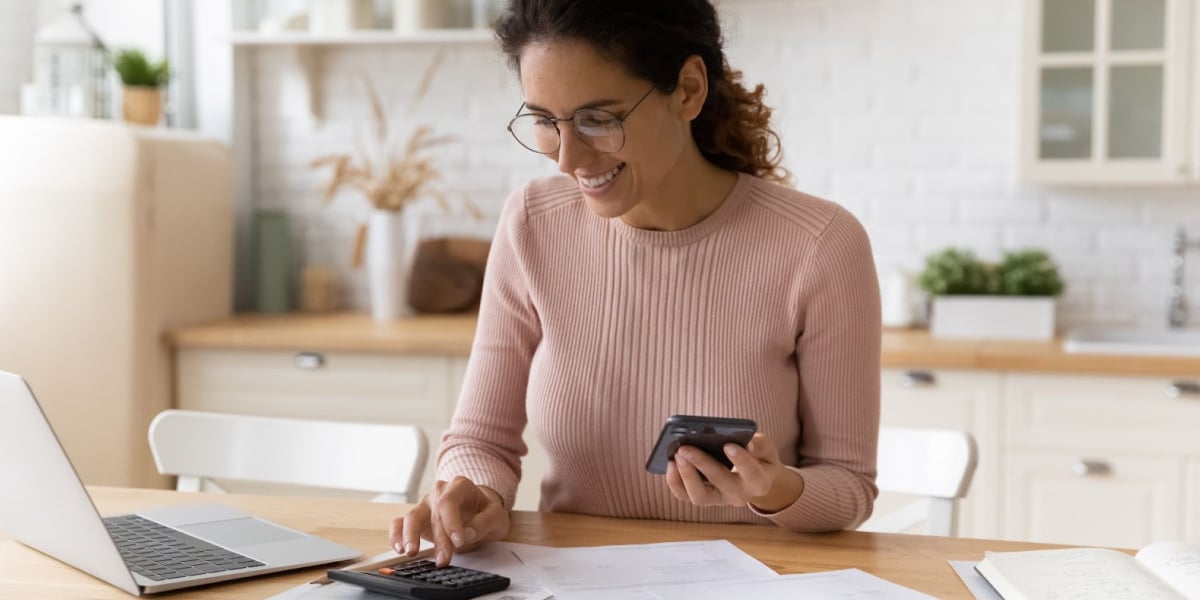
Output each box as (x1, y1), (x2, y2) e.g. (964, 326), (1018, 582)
(645, 415), (757, 475)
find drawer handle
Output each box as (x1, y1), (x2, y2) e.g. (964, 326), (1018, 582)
(293, 352), (326, 369)
(899, 370), (936, 388)
(1072, 459), (1112, 477)
(1166, 381), (1200, 399)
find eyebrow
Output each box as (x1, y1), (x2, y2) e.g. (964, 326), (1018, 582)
(522, 97), (625, 115)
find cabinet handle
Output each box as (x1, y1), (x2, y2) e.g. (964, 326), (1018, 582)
(1072, 459), (1112, 476)
(1166, 381), (1200, 399)
(898, 370), (936, 388)
(293, 352), (326, 369)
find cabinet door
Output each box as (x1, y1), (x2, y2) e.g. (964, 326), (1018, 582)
(1004, 450), (1182, 548)
(1020, 0), (1193, 183)
(880, 369), (1002, 538)
(1188, 458), (1200, 544)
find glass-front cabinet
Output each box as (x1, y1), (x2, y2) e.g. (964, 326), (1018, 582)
(1021, 0), (1195, 183)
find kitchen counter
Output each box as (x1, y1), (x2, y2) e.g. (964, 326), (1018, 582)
(166, 312), (1200, 377)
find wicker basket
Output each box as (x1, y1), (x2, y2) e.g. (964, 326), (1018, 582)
(122, 86), (161, 126)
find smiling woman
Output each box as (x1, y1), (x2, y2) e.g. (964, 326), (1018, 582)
(393, 0), (883, 568)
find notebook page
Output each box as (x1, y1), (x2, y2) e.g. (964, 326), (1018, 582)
(1136, 541), (1200, 600)
(980, 548), (1182, 600)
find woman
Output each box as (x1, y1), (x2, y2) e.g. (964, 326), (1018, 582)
(394, 0), (881, 565)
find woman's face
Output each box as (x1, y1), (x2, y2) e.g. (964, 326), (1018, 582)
(516, 38), (692, 221)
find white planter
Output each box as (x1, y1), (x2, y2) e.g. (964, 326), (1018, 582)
(366, 210), (418, 321)
(930, 296), (1057, 341)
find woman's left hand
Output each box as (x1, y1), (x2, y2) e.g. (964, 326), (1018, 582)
(665, 432), (805, 512)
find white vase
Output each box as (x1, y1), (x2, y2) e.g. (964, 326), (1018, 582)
(930, 296), (1057, 340)
(366, 209), (418, 321)
(394, 0), (463, 32)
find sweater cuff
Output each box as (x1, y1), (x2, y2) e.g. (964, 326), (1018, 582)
(747, 465), (872, 532)
(436, 454), (520, 510)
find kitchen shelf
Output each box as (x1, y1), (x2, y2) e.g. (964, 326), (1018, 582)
(228, 28), (495, 121)
(228, 29), (495, 46)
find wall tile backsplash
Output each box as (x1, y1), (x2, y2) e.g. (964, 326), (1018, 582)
(242, 0), (1198, 325)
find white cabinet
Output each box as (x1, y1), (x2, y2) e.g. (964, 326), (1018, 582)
(879, 368), (1003, 538)
(1020, 0), (1196, 183)
(1188, 459), (1200, 543)
(1004, 450), (1182, 548)
(175, 348), (550, 509)
(1002, 373), (1200, 547)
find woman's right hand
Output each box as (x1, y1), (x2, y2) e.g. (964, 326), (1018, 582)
(390, 475), (511, 566)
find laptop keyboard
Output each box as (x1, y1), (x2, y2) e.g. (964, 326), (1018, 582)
(103, 514), (265, 581)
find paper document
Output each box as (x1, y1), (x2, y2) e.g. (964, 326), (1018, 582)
(948, 560), (1002, 600)
(646, 568), (938, 600)
(511, 539), (778, 600)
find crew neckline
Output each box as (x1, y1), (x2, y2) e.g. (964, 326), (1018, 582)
(609, 172), (754, 247)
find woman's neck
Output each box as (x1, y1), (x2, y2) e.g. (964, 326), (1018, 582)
(620, 155), (739, 232)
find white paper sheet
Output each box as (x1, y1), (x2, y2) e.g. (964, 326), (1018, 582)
(645, 568), (938, 600)
(948, 560), (1003, 600)
(510, 539), (778, 600)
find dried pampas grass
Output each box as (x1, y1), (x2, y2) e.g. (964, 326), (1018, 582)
(310, 53), (479, 217)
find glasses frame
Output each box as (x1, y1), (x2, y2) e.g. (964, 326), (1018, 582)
(506, 84), (658, 155)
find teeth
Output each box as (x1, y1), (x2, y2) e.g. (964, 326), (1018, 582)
(580, 164), (623, 188)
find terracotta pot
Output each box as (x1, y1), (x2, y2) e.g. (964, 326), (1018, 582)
(122, 86), (162, 126)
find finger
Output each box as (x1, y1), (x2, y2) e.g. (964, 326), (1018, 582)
(679, 447), (740, 500)
(435, 479), (473, 550)
(398, 503), (430, 556)
(427, 488), (458, 566)
(746, 433), (781, 463)
(664, 461), (690, 501)
(674, 452), (722, 505)
(724, 443), (772, 497)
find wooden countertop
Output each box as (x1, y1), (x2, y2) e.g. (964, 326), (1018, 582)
(167, 312), (1200, 377)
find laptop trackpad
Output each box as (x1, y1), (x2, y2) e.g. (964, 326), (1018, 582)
(178, 517), (306, 548)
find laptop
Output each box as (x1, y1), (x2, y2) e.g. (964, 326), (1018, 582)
(0, 370), (363, 595)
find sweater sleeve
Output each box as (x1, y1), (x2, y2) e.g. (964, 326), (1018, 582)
(434, 184), (542, 509)
(752, 207), (882, 531)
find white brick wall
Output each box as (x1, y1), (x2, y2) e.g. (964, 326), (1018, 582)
(246, 0), (1200, 327)
(0, 0), (35, 115)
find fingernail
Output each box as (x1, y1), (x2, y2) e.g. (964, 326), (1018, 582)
(747, 440), (756, 452)
(394, 543), (403, 554)
(437, 551), (447, 565)
(451, 532), (464, 546)
(404, 542), (415, 555)
(725, 444), (739, 457)
(464, 527), (476, 542)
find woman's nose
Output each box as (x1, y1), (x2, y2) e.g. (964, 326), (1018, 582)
(555, 125), (593, 175)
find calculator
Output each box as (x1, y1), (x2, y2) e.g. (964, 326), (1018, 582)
(326, 559), (511, 600)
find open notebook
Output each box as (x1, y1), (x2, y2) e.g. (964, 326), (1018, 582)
(975, 540), (1200, 600)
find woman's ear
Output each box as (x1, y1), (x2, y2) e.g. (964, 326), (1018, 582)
(674, 55), (709, 121)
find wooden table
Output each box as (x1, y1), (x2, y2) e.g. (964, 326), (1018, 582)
(0, 487), (1069, 599)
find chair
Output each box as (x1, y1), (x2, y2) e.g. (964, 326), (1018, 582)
(148, 410), (428, 503)
(858, 427), (978, 537)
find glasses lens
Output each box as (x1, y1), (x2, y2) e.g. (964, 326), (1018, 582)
(574, 109), (624, 152)
(509, 114), (560, 154)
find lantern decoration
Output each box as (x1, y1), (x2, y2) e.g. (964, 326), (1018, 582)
(31, 3), (111, 118)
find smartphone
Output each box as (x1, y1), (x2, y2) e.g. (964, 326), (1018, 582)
(645, 415), (758, 475)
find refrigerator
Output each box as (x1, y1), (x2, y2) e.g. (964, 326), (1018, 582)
(0, 116), (234, 488)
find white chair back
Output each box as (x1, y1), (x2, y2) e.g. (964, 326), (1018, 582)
(148, 410), (427, 503)
(859, 427), (978, 537)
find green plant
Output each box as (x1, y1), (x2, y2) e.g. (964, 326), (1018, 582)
(916, 247), (1065, 297)
(111, 49), (169, 87)
(916, 248), (993, 295)
(993, 249), (1065, 296)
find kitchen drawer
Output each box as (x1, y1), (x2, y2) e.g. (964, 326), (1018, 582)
(1188, 459), (1200, 544)
(1006, 373), (1200, 454)
(176, 348), (454, 424)
(1003, 449), (1183, 548)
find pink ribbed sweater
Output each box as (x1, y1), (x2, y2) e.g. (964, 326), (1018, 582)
(436, 173), (881, 532)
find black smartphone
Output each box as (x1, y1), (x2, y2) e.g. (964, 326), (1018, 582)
(644, 415), (758, 475)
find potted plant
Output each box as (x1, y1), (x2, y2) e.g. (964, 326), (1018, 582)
(917, 248), (1065, 340)
(111, 48), (169, 126)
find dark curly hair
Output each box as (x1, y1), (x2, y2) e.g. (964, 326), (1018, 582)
(495, 0), (789, 184)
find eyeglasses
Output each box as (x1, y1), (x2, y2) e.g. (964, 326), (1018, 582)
(506, 85), (657, 155)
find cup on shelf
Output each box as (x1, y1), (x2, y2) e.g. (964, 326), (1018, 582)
(309, 0), (374, 34)
(394, 0), (469, 33)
